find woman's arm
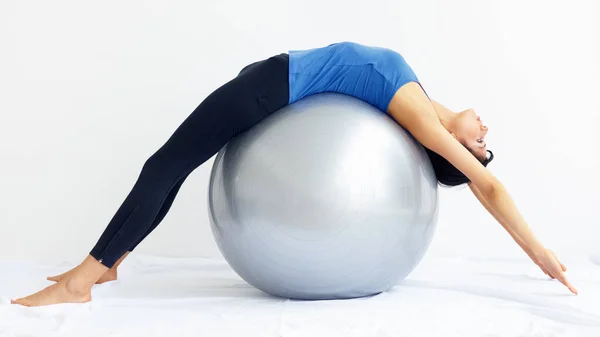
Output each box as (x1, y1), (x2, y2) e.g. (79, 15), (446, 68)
(468, 182), (556, 278)
(387, 82), (577, 294)
(430, 100), (454, 116)
(468, 182), (533, 255)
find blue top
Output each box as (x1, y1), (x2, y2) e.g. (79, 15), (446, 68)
(288, 42), (423, 112)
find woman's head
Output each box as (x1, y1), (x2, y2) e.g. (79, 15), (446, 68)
(426, 108), (494, 186)
(451, 108), (489, 161)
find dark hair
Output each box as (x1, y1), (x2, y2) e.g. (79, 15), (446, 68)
(425, 147), (494, 187)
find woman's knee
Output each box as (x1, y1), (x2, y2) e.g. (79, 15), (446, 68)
(140, 149), (177, 177)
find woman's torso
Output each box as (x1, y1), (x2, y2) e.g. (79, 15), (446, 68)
(287, 42), (422, 112)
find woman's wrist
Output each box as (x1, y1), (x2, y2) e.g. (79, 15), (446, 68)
(527, 240), (547, 258)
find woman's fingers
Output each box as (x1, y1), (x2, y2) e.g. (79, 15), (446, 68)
(558, 260), (567, 272)
(556, 272), (578, 295)
(549, 250), (567, 271)
(535, 260), (553, 278)
(538, 249), (576, 294)
(549, 256), (577, 294)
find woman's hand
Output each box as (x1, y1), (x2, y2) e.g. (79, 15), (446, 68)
(387, 84), (578, 295)
(532, 248), (577, 294)
(526, 248), (553, 278)
(468, 184), (578, 295)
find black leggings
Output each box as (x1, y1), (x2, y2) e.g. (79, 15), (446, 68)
(90, 53), (290, 268)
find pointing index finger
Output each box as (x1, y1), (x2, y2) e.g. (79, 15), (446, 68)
(556, 272), (578, 295)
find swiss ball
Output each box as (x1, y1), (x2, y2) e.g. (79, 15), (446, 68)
(208, 93), (439, 300)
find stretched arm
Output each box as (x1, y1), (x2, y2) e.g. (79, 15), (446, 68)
(387, 82), (576, 294)
(468, 182), (555, 277)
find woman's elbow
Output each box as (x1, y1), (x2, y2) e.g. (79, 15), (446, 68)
(477, 177), (502, 200)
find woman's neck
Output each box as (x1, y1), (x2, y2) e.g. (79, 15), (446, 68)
(430, 100), (457, 132)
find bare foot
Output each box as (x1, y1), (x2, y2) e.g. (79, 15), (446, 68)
(11, 277), (92, 307)
(46, 268), (75, 283)
(48, 268), (118, 284)
(48, 252), (129, 285)
(97, 269), (117, 284)
(12, 254), (108, 307)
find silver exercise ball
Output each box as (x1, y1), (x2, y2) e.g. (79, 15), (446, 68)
(208, 93), (439, 300)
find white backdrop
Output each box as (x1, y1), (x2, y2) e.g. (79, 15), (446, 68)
(1, 0), (598, 265)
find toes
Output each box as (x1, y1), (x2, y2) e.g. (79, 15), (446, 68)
(11, 298), (28, 306)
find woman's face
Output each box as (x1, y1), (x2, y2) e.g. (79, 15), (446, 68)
(453, 108), (489, 161)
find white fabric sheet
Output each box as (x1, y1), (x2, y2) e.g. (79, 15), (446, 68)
(1, 254), (599, 337)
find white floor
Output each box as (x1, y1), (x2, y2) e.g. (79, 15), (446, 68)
(1, 254), (599, 337)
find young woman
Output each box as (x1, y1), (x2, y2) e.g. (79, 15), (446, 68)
(12, 41), (577, 307)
